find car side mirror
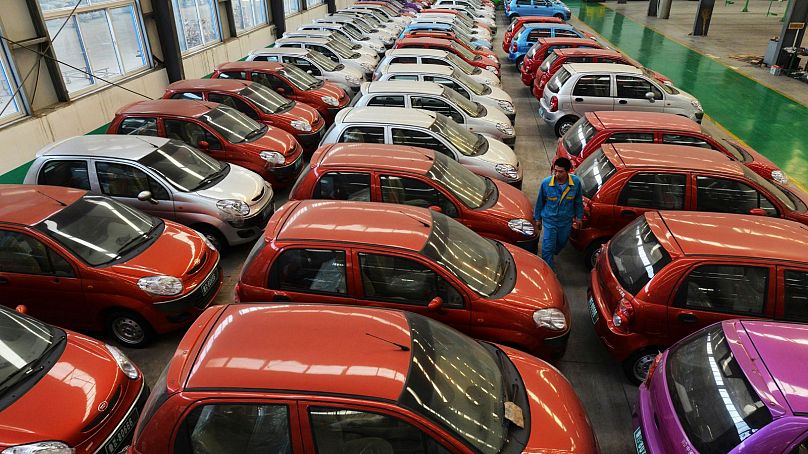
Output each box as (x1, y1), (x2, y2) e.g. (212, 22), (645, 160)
(198, 140), (210, 150)
(428, 205), (443, 213)
(427, 296), (444, 311)
(306, 69), (314, 75)
(276, 87), (287, 94)
(749, 208), (767, 216)
(15, 305), (28, 314)
(137, 190), (158, 205)
(645, 92), (656, 102)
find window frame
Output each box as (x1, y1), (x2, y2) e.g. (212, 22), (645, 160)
(231, 0), (269, 35)
(0, 229), (75, 277)
(672, 262), (771, 317)
(268, 247), (350, 297)
(0, 25), (27, 125)
(284, 0), (303, 17)
(171, 0), (223, 54)
(695, 175), (780, 217)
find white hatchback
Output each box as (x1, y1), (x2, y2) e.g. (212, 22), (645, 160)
(374, 49), (500, 87)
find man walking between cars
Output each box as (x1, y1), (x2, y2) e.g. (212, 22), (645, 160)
(534, 157), (583, 272)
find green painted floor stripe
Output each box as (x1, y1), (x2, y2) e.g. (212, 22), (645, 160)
(567, 0), (808, 186)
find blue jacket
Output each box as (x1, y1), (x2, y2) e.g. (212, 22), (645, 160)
(534, 174), (584, 224)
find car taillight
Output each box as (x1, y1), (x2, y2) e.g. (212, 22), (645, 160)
(549, 96), (558, 112)
(645, 354), (663, 385)
(612, 298), (634, 332)
(539, 78), (546, 89)
(511, 42), (517, 52)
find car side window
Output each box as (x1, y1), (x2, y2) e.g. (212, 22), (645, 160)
(696, 176), (778, 216)
(38, 160), (91, 190)
(616, 75), (663, 100)
(782, 270), (808, 322)
(567, 56), (594, 64)
(516, 0), (530, 5)
(674, 264), (769, 315)
(618, 173), (685, 210)
(388, 74), (419, 81)
(314, 172), (371, 201)
(0, 230), (73, 277)
(252, 72), (293, 92)
(391, 128), (454, 158)
(170, 92), (203, 101)
(207, 93), (260, 120)
(340, 126), (386, 144)
(359, 253), (463, 307)
(284, 57), (321, 76)
(662, 134), (713, 149)
(390, 56), (418, 64)
(527, 29), (552, 41)
(380, 175), (459, 217)
(312, 45), (339, 62)
(604, 132), (655, 144)
(308, 407), (451, 454)
(572, 75), (611, 97)
(554, 29), (581, 38)
(411, 96), (464, 123)
(118, 117), (158, 136)
(422, 57), (449, 66)
(164, 119), (223, 150)
(173, 404), (291, 454)
(96, 162), (170, 200)
(270, 248), (347, 295)
(216, 71), (247, 80)
(253, 55), (280, 62)
(366, 95), (406, 107)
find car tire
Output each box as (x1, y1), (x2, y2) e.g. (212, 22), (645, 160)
(584, 239), (608, 270)
(554, 13), (566, 19)
(509, 13), (519, 21)
(623, 348), (662, 385)
(554, 116), (578, 137)
(106, 311), (154, 348)
(514, 55), (524, 70)
(194, 225), (227, 254)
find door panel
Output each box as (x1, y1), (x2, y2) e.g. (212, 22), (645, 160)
(613, 75), (663, 112)
(266, 248), (357, 304)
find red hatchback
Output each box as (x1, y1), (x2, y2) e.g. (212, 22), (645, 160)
(129, 304), (597, 453)
(0, 306), (148, 454)
(237, 200), (571, 358)
(395, 37), (501, 76)
(401, 30), (498, 59)
(0, 185), (222, 347)
(211, 61), (350, 123)
(289, 143), (539, 249)
(502, 16), (565, 52)
(108, 99), (304, 187)
(519, 37), (601, 86)
(162, 79), (326, 153)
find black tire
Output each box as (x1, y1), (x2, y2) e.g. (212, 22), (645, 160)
(554, 116), (578, 137)
(514, 55), (524, 70)
(106, 311), (154, 348)
(584, 239), (608, 270)
(554, 13), (566, 19)
(194, 225), (227, 254)
(622, 348), (662, 385)
(508, 13), (519, 22)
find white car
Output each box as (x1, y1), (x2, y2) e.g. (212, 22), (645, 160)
(375, 49), (500, 87)
(421, 9), (496, 32)
(435, 0), (495, 15)
(319, 14), (396, 46)
(347, 4), (411, 27)
(298, 22), (386, 54)
(336, 8), (405, 35)
(285, 29), (379, 60)
(273, 37), (377, 77)
(410, 16), (492, 41)
(245, 48), (366, 94)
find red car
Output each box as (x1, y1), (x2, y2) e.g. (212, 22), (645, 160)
(0, 305), (148, 454)
(401, 30), (498, 60)
(108, 99), (304, 187)
(289, 143), (539, 249)
(0, 185), (222, 347)
(128, 304), (597, 453)
(558, 111), (783, 180)
(162, 79), (326, 153)
(237, 200), (571, 358)
(569, 143), (808, 267)
(395, 37), (501, 76)
(519, 37), (601, 85)
(211, 61), (350, 123)
(502, 16), (565, 53)
(589, 211), (808, 383)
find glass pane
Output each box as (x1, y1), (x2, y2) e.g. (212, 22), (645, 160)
(272, 249), (347, 295)
(618, 173), (685, 210)
(675, 264), (768, 315)
(77, 10), (123, 80)
(110, 6), (147, 73)
(696, 176), (777, 216)
(196, 0), (221, 44)
(38, 160), (91, 190)
(47, 17), (93, 91)
(314, 172), (371, 201)
(180, 404), (291, 454)
(783, 270), (808, 322)
(0, 230), (53, 275)
(0, 55), (21, 120)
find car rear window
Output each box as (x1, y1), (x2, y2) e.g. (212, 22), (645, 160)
(546, 67), (570, 93)
(576, 148), (616, 198)
(539, 52), (559, 72)
(608, 217), (671, 295)
(562, 117), (597, 157)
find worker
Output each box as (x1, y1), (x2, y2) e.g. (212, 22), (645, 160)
(534, 157), (583, 272)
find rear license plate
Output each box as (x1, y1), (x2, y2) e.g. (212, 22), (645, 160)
(634, 427), (647, 454)
(103, 407), (139, 454)
(588, 296), (599, 324)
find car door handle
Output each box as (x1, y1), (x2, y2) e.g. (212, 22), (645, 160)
(574, 97), (584, 102)
(618, 99), (628, 104)
(0, 277), (7, 285)
(620, 209), (636, 217)
(272, 294), (291, 302)
(677, 313), (698, 323)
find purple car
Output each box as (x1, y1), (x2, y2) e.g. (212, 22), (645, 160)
(635, 319), (808, 454)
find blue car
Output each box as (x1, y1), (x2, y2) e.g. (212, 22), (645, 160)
(506, 0), (571, 20)
(507, 23), (584, 64)
(399, 23), (493, 49)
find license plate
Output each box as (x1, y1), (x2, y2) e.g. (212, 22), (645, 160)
(634, 427), (648, 454)
(200, 268), (219, 297)
(588, 296), (599, 324)
(103, 407), (139, 454)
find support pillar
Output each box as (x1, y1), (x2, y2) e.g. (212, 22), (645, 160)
(773, 0), (808, 68)
(152, 0), (184, 82)
(328, 0), (337, 13)
(692, 0), (716, 36)
(270, 0), (287, 37)
(648, 0), (659, 17)
(659, 0), (673, 18)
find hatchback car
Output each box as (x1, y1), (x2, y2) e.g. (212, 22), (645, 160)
(25, 135), (275, 250)
(336, 8), (405, 35)
(273, 36), (378, 77)
(400, 22), (492, 49)
(237, 200), (569, 356)
(506, 0), (571, 20)
(0, 185), (222, 346)
(540, 63), (704, 136)
(0, 305), (147, 454)
(375, 49), (500, 86)
(320, 106), (523, 186)
(636, 319), (808, 454)
(359, 0), (419, 14)
(162, 79), (326, 153)
(211, 61), (351, 123)
(129, 303), (596, 453)
(520, 37), (602, 85)
(557, 111), (783, 181)
(317, 14), (396, 47)
(352, 81), (515, 144)
(349, 3), (413, 26)
(420, 8), (496, 33)
(108, 99), (304, 187)
(401, 29), (498, 60)
(508, 23), (586, 65)
(571, 143), (807, 268)
(245, 48), (366, 95)
(503, 16), (565, 52)
(299, 21), (387, 53)
(283, 29), (380, 59)
(394, 37), (500, 76)
(409, 16), (492, 42)
(290, 143), (537, 247)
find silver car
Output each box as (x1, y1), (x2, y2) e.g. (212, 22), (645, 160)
(245, 47), (366, 94)
(539, 63), (704, 136)
(320, 107), (523, 186)
(410, 16), (492, 42)
(375, 63), (515, 121)
(299, 22), (386, 54)
(374, 49), (500, 87)
(417, 11), (495, 34)
(24, 135), (274, 249)
(352, 81), (515, 145)
(336, 8), (405, 35)
(273, 36), (378, 77)
(317, 14), (396, 47)
(284, 29), (379, 60)
(347, 4), (411, 27)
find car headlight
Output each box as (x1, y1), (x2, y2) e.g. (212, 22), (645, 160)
(260, 150), (286, 165)
(508, 219), (535, 236)
(137, 275), (183, 296)
(321, 95), (339, 106)
(772, 170), (788, 184)
(496, 122), (514, 136)
(486, 65), (498, 74)
(497, 100), (515, 114)
(360, 62), (374, 71)
(2, 442), (75, 454)
(533, 308), (567, 331)
(480, 79), (493, 85)
(216, 199), (250, 216)
(690, 99), (702, 110)
(105, 344), (139, 380)
(345, 74), (360, 85)
(495, 163), (519, 180)
(290, 119), (312, 132)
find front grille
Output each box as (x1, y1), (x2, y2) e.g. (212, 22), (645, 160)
(82, 385), (122, 433)
(239, 202), (275, 229)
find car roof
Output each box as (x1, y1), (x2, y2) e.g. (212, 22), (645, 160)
(115, 99), (216, 117)
(538, 37), (598, 46)
(565, 63), (641, 74)
(275, 200), (434, 251)
(250, 47), (308, 56)
(590, 111), (701, 132)
(216, 61), (285, 72)
(314, 143), (435, 174)
(0, 185), (86, 226)
(607, 143), (742, 174)
(385, 48), (448, 58)
(276, 36), (332, 45)
(397, 37), (454, 46)
(364, 80), (444, 95)
(555, 47), (620, 57)
(285, 30), (334, 37)
(385, 63), (454, 75)
(166, 78), (252, 92)
(337, 106), (437, 127)
(185, 304), (412, 401)
(36, 135), (170, 160)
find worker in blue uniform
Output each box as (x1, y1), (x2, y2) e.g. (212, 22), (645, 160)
(534, 157), (583, 272)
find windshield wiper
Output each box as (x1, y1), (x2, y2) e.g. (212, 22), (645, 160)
(194, 166), (228, 191)
(115, 221), (160, 260)
(240, 126), (266, 143)
(0, 335), (65, 395)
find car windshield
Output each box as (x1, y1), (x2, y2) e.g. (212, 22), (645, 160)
(36, 195), (161, 266)
(349, 18), (373, 33)
(562, 117), (598, 157)
(430, 113), (486, 156)
(449, 41), (478, 61)
(443, 86), (484, 117)
(421, 211), (503, 296)
(342, 21), (366, 36)
(576, 148), (616, 198)
(526, 42), (540, 59)
(201, 105), (266, 144)
(308, 50), (341, 71)
(400, 313), (507, 454)
(711, 137), (749, 162)
(331, 33), (360, 50)
(0, 307), (57, 395)
(667, 325), (772, 454)
(547, 67), (571, 93)
(327, 39), (357, 58)
(240, 84), (293, 114)
(446, 53), (478, 74)
(139, 140), (227, 192)
(280, 65), (324, 90)
(741, 167), (798, 211)
(452, 69), (487, 95)
(608, 217), (671, 295)
(428, 153), (491, 208)
(539, 52), (559, 72)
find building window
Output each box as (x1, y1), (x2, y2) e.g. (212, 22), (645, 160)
(0, 39), (25, 124)
(284, 0), (302, 16)
(233, 0), (268, 32)
(172, 0), (222, 52)
(40, 1), (149, 94)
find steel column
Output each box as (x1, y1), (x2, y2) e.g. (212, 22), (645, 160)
(692, 0), (716, 35)
(773, 0), (808, 68)
(152, 0), (185, 82)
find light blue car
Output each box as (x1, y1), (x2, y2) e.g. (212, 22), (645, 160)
(505, 0), (571, 20)
(507, 23), (584, 64)
(399, 23), (493, 49)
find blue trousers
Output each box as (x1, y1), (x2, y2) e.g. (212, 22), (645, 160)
(541, 220), (572, 272)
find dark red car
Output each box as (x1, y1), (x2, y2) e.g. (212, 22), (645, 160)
(211, 61), (350, 123)
(395, 37), (501, 76)
(401, 30), (498, 60)
(502, 16), (565, 53)
(519, 37), (601, 86)
(108, 99), (304, 187)
(162, 79), (326, 153)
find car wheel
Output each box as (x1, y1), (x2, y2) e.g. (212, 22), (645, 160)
(554, 13), (565, 19)
(584, 239), (608, 270)
(623, 348), (662, 385)
(509, 13), (519, 21)
(554, 116), (578, 137)
(107, 311), (154, 348)
(514, 56), (524, 70)
(194, 225), (227, 253)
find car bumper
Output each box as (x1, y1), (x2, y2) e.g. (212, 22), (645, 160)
(588, 273), (647, 363)
(537, 329), (570, 360)
(153, 260), (223, 319)
(88, 381), (150, 454)
(502, 136), (516, 147)
(515, 236), (539, 253)
(520, 70), (534, 86)
(538, 98), (564, 125)
(297, 127), (327, 153)
(267, 152), (305, 188)
(223, 200), (275, 246)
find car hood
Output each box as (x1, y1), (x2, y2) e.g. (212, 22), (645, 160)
(108, 221), (208, 280)
(484, 179), (534, 220)
(497, 243), (567, 312)
(195, 164), (267, 204)
(479, 105), (512, 127)
(285, 102), (322, 126)
(239, 126), (298, 156)
(312, 81), (348, 101)
(473, 68), (501, 86)
(671, 87), (699, 106)
(484, 85), (513, 103)
(335, 66), (365, 81)
(477, 137), (518, 167)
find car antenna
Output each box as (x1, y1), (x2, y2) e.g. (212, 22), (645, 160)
(366, 332), (410, 351)
(36, 190), (66, 207)
(399, 211), (430, 228)
(134, 136), (159, 148)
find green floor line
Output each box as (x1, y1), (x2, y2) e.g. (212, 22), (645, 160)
(568, 0), (808, 187)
